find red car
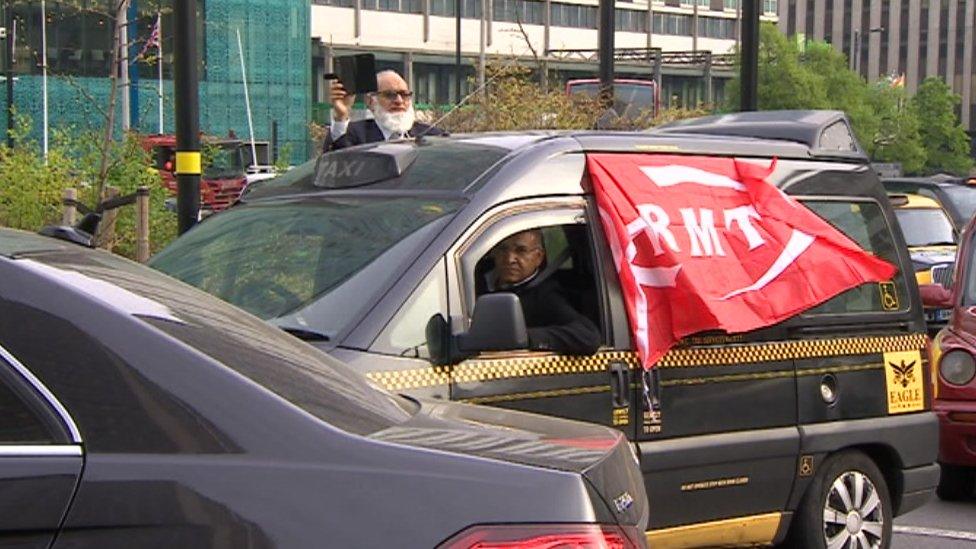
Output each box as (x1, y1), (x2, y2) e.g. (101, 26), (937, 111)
(921, 214), (976, 500)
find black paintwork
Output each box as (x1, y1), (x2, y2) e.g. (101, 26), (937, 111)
(0, 230), (648, 548)
(150, 112), (939, 539)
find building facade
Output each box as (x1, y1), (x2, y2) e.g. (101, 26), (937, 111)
(778, 0), (976, 131)
(309, 0), (780, 120)
(1, 0), (311, 159)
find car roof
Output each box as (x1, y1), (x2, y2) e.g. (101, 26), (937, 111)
(243, 110), (867, 203)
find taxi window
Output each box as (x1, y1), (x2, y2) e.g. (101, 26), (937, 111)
(802, 199), (909, 314)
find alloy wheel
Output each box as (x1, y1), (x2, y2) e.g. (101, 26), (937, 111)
(822, 470), (885, 549)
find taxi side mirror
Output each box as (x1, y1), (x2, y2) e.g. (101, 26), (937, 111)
(919, 283), (953, 309)
(458, 293), (529, 353)
(425, 294), (529, 365)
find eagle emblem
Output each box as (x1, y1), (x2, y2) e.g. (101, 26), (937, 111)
(890, 359), (916, 388)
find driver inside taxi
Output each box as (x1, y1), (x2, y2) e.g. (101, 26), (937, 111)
(480, 229), (601, 356)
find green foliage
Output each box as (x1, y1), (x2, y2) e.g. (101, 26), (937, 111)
(867, 85), (926, 174)
(274, 143), (294, 172)
(723, 23), (976, 176)
(0, 114), (178, 259)
(436, 64), (707, 133)
(726, 24), (829, 111)
(0, 113), (76, 230)
(911, 78), (974, 176)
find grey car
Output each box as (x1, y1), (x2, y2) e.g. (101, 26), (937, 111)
(0, 228), (648, 548)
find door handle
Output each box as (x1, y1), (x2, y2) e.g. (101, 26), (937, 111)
(609, 361), (631, 408)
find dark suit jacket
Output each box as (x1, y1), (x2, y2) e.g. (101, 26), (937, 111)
(322, 119), (446, 152)
(500, 277), (602, 356)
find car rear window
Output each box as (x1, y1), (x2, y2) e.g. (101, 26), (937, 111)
(34, 253), (415, 436)
(802, 199), (909, 314)
(894, 208), (956, 247)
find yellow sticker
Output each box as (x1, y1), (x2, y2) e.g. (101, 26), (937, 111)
(883, 350), (924, 414)
(879, 282), (899, 311)
(612, 407), (629, 426)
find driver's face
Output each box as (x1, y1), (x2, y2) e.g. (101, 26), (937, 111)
(491, 231), (545, 286)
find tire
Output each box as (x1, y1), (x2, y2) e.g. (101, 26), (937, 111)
(785, 451), (893, 549)
(936, 464), (976, 501)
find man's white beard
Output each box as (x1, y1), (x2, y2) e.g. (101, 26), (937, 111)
(373, 104), (416, 136)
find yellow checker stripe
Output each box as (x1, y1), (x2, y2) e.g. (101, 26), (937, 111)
(366, 334), (927, 391)
(453, 350), (633, 384)
(365, 366), (451, 392)
(659, 334), (927, 367)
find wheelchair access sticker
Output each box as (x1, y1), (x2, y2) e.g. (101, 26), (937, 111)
(879, 282), (899, 311)
(883, 349), (924, 414)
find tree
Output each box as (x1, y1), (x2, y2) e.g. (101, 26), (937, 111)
(802, 41), (878, 151)
(867, 84), (926, 174)
(725, 24), (829, 111)
(911, 77), (974, 176)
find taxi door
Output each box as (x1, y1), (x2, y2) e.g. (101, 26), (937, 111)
(443, 198), (635, 432)
(586, 151), (803, 536)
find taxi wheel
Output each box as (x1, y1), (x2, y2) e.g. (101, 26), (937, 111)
(786, 451), (892, 549)
(936, 464), (976, 501)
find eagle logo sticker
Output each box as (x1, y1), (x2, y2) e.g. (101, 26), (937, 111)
(883, 350), (924, 413)
(891, 359), (916, 388)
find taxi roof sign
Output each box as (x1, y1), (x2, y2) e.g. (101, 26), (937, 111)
(314, 144), (419, 189)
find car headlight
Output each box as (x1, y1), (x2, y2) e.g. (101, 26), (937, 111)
(940, 350), (976, 386)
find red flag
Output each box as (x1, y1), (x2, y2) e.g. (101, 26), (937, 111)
(588, 153), (897, 369)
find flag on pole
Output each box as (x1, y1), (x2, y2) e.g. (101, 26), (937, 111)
(138, 14), (161, 59)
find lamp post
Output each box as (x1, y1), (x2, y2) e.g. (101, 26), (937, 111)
(740, 0), (758, 112)
(3, 3), (13, 148)
(455, 0), (461, 104)
(851, 26), (884, 77)
(173, 0), (200, 233)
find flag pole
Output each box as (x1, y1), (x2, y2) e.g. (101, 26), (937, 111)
(236, 28), (257, 170)
(41, 0), (49, 162)
(157, 12), (163, 134)
(119, 0), (130, 131)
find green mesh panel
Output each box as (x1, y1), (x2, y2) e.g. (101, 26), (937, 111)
(1, 0), (311, 164)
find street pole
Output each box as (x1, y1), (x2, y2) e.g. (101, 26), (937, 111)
(455, 0), (461, 104)
(740, 0), (758, 112)
(128, 0), (140, 129)
(173, 0), (199, 233)
(597, 0), (614, 109)
(4, 3), (14, 147)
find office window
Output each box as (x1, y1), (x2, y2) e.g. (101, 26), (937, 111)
(615, 9), (647, 32)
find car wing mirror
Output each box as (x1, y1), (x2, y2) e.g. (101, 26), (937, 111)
(425, 294), (529, 365)
(426, 313), (456, 366)
(458, 293), (529, 353)
(919, 283), (953, 309)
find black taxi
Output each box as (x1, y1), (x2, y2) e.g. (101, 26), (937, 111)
(151, 111), (939, 548)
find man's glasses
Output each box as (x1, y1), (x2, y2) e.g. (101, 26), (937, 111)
(492, 244), (541, 257)
(374, 90), (413, 101)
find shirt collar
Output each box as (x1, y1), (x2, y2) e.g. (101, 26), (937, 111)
(488, 268), (540, 292)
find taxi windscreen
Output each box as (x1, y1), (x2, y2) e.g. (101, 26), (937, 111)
(149, 197), (462, 325)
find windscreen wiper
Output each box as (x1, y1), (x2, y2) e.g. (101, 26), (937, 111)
(280, 327), (331, 342)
